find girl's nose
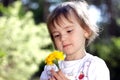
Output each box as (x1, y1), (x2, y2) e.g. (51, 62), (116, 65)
(61, 34), (67, 41)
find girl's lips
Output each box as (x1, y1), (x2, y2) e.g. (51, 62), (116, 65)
(63, 44), (71, 48)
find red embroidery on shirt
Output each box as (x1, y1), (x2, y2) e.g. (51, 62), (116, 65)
(78, 72), (84, 80)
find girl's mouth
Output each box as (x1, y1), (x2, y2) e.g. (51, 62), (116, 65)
(63, 44), (72, 48)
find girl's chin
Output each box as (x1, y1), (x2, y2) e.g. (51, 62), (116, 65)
(59, 47), (73, 54)
(63, 50), (73, 55)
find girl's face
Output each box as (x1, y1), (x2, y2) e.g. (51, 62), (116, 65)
(50, 14), (89, 57)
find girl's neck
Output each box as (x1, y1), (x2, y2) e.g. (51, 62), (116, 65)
(65, 50), (86, 61)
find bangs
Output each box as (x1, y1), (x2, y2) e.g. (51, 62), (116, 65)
(53, 13), (73, 28)
(47, 5), (74, 29)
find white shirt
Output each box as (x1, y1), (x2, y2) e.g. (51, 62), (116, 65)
(40, 53), (110, 80)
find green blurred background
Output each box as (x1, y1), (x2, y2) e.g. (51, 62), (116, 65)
(0, 0), (120, 80)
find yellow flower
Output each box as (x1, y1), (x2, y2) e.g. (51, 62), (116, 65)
(45, 50), (64, 65)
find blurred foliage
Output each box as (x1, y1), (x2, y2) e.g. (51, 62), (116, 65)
(27, 0), (45, 23)
(21, 0), (64, 24)
(0, 1), (53, 80)
(31, 60), (46, 80)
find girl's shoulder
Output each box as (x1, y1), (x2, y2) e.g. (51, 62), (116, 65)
(85, 53), (106, 65)
(84, 53), (109, 73)
(85, 54), (110, 80)
(86, 53), (109, 74)
(83, 53), (110, 80)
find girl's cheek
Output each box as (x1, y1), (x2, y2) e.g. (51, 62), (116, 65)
(56, 43), (62, 50)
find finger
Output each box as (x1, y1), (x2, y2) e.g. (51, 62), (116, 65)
(48, 78), (52, 80)
(49, 76), (56, 80)
(50, 69), (61, 80)
(52, 77), (56, 80)
(57, 70), (69, 80)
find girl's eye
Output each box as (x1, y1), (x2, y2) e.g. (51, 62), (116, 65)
(53, 35), (60, 38)
(67, 29), (73, 33)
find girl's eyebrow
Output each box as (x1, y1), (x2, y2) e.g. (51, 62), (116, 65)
(51, 24), (73, 34)
(65, 26), (72, 28)
(51, 30), (60, 34)
(64, 25), (74, 29)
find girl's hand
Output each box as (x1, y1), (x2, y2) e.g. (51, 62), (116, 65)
(49, 69), (69, 80)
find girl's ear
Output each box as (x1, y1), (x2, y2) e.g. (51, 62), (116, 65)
(84, 31), (89, 39)
(84, 28), (91, 39)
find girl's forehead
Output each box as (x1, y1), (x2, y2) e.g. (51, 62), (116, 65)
(51, 17), (71, 32)
(56, 15), (72, 26)
(53, 13), (78, 28)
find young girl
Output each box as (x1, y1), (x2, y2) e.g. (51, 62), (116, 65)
(40, 1), (110, 80)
